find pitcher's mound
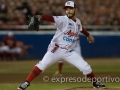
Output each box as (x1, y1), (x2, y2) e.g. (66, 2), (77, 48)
(64, 87), (120, 90)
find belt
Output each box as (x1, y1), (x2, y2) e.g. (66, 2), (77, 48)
(55, 44), (69, 50)
(51, 43), (73, 53)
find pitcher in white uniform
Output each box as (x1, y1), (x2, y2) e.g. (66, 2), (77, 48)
(17, 1), (106, 90)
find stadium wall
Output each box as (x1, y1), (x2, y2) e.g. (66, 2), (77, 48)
(0, 31), (120, 59)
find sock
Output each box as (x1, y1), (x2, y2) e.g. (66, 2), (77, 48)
(26, 66), (42, 82)
(58, 63), (63, 74)
(86, 72), (96, 83)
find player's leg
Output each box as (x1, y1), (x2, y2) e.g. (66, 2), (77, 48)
(74, 40), (83, 58)
(58, 60), (63, 74)
(54, 41), (82, 76)
(17, 50), (62, 90)
(53, 60), (63, 76)
(0, 46), (9, 61)
(63, 51), (106, 89)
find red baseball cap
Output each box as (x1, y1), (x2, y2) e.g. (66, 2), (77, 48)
(63, 1), (77, 9)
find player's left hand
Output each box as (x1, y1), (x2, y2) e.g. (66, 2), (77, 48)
(87, 35), (95, 43)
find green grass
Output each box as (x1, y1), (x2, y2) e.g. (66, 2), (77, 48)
(0, 60), (37, 73)
(0, 58), (120, 73)
(0, 82), (120, 90)
(0, 58), (120, 90)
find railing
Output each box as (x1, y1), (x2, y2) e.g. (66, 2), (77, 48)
(1, 25), (120, 31)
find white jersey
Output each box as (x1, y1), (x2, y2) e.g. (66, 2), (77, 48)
(49, 16), (82, 51)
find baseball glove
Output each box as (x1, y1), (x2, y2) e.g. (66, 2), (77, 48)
(27, 15), (41, 31)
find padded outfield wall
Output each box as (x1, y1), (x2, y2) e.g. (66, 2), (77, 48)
(0, 31), (120, 59)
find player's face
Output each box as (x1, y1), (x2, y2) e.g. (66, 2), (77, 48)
(65, 7), (76, 18)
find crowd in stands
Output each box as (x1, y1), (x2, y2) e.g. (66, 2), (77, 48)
(0, 0), (120, 31)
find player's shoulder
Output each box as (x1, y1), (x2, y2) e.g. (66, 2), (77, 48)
(76, 18), (81, 22)
(54, 15), (67, 19)
(53, 15), (68, 23)
(76, 18), (82, 24)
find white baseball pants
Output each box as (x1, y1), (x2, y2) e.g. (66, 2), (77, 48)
(36, 47), (92, 75)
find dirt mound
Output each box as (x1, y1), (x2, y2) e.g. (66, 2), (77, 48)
(64, 87), (120, 90)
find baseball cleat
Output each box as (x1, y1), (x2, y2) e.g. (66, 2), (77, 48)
(17, 81), (30, 90)
(93, 82), (106, 89)
(53, 71), (63, 77)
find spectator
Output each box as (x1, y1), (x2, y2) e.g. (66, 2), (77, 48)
(0, 0), (120, 31)
(0, 3), (8, 22)
(15, 2), (32, 21)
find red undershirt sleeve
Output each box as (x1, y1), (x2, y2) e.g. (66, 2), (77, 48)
(80, 26), (90, 37)
(41, 15), (55, 23)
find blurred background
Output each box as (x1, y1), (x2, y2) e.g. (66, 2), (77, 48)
(0, 0), (120, 30)
(0, 0), (120, 61)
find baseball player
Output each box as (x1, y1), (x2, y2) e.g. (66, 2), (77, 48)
(54, 37), (82, 76)
(2, 32), (22, 60)
(17, 1), (106, 90)
(0, 41), (9, 61)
